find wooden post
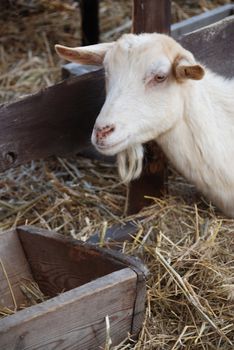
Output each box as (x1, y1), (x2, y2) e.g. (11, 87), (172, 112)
(132, 0), (171, 34)
(127, 0), (170, 214)
(80, 0), (99, 45)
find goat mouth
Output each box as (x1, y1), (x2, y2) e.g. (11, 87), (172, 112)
(95, 139), (128, 155)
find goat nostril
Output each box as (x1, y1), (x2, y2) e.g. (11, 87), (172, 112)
(96, 125), (115, 141)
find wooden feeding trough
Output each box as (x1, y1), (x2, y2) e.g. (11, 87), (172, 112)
(0, 226), (146, 349)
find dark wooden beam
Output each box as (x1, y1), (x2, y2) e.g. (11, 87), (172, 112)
(127, 0), (171, 214)
(80, 0), (99, 45)
(132, 0), (171, 34)
(0, 69), (105, 172)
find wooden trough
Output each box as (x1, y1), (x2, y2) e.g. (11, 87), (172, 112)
(0, 226), (146, 350)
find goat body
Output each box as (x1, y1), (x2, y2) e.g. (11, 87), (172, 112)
(55, 34), (234, 216)
(158, 71), (234, 216)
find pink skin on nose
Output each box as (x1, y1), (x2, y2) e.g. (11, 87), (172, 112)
(95, 125), (115, 145)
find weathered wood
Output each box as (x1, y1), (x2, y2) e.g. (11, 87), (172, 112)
(80, 0), (99, 45)
(0, 230), (33, 309)
(0, 268), (137, 350)
(128, 0), (171, 214)
(17, 226), (124, 296)
(132, 0), (171, 34)
(87, 220), (138, 247)
(17, 226), (147, 296)
(0, 227), (146, 349)
(128, 142), (167, 214)
(0, 69), (105, 172)
(62, 62), (99, 79)
(180, 15), (234, 79)
(172, 3), (234, 39)
(131, 266), (146, 336)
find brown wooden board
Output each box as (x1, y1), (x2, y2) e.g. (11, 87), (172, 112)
(128, 0), (170, 214)
(0, 227), (147, 349)
(87, 220), (139, 246)
(80, 0), (99, 45)
(172, 3), (234, 39)
(0, 69), (105, 172)
(0, 230), (34, 309)
(180, 15), (234, 78)
(0, 16), (234, 173)
(0, 268), (137, 350)
(16, 225), (146, 296)
(132, 0), (171, 34)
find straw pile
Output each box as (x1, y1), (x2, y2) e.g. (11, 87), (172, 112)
(0, 1), (233, 349)
(0, 276), (48, 318)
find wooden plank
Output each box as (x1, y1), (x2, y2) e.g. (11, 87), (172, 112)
(17, 226), (124, 297)
(127, 141), (167, 214)
(80, 0), (99, 45)
(0, 230), (33, 309)
(172, 4), (234, 39)
(0, 268), (138, 350)
(0, 69), (105, 172)
(180, 15), (234, 79)
(87, 220), (138, 247)
(132, 0), (171, 34)
(17, 226), (147, 297)
(131, 267), (146, 336)
(129, 0), (170, 214)
(62, 62), (99, 79)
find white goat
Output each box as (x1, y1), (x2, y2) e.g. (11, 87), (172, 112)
(55, 33), (234, 217)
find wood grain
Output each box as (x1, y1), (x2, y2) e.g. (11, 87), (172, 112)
(132, 0), (171, 34)
(128, 0), (171, 214)
(127, 141), (167, 214)
(17, 226), (124, 297)
(180, 15), (234, 78)
(17, 226), (147, 297)
(0, 227), (146, 349)
(0, 230), (33, 309)
(0, 268), (137, 350)
(87, 220), (139, 247)
(172, 4), (234, 39)
(0, 69), (105, 172)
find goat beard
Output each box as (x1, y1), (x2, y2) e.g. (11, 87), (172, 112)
(117, 144), (144, 183)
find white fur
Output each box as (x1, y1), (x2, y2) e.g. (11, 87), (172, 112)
(55, 33), (234, 216)
(117, 144), (144, 183)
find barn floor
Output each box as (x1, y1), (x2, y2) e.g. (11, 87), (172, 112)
(0, 1), (234, 349)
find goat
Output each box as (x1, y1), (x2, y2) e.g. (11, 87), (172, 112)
(55, 33), (234, 217)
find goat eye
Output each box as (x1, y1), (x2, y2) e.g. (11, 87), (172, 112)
(154, 74), (167, 83)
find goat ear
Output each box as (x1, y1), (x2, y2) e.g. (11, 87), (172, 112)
(55, 42), (114, 65)
(174, 55), (205, 81)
